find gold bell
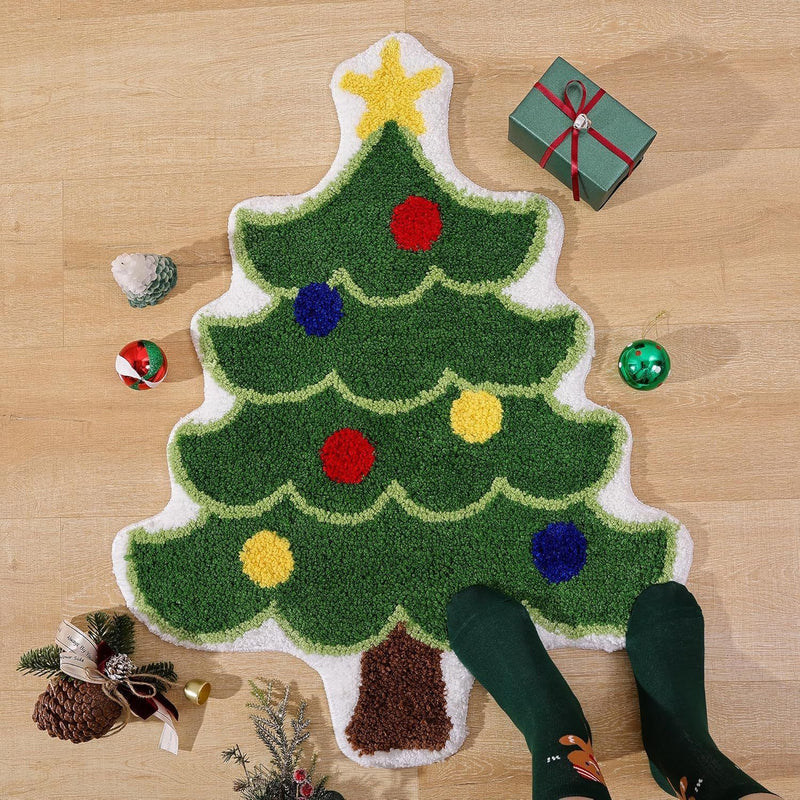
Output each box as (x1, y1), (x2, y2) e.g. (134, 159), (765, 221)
(183, 679), (211, 705)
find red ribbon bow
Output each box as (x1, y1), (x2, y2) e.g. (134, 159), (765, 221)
(534, 79), (634, 201)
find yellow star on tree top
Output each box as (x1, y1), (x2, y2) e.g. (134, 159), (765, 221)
(340, 38), (443, 139)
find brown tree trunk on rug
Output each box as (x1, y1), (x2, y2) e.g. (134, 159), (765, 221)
(345, 622), (453, 755)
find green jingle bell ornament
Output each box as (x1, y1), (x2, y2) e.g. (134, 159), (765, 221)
(618, 339), (670, 390)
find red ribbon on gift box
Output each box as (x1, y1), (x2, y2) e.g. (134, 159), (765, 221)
(534, 79), (635, 201)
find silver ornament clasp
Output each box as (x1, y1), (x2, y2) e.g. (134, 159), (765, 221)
(573, 113), (592, 131)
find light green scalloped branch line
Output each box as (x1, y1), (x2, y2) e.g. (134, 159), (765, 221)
(522, 601), (625, 643)
(161, 459), (590, 526)
(126, 562), (452, 652)
(333, 265), (542, 305)
(231, 124), (550, 302)
(202, 265), (574, 325)
(128, 560), (677, 654)
(203, 368), (488, 415)
(155, 408), (649, 538)
(164, 381), (629, 524)
(127, 522), (677, 654)
(196, 308), (589, 414)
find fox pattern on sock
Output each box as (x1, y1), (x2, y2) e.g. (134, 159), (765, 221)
(560, 734), (606, 784)
(671, 775), (697, 800)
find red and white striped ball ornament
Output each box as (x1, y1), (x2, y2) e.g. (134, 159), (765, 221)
(116, 340), (168, 390)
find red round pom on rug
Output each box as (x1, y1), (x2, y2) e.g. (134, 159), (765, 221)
(390, 195), (442, 251)
(320, 428), (375, 484)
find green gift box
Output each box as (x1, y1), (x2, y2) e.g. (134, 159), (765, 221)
(509, 57), (656, 210)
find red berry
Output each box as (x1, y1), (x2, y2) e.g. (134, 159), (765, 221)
(635, 350), (641, 356)
(299, 781), (314, 798)
(293, 769), (308, 783)
(320, 428), (375, 484)
(390, 195), (442, 251)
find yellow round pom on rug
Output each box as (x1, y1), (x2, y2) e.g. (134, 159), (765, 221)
(450, 390), (503, 443)
(239, 530), (294, 588)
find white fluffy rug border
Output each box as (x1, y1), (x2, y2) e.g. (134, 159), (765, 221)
(113, 33), (691, 768)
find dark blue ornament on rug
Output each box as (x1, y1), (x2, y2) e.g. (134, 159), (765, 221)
(531, 522), (587, 584)
(293, 283), (343, 336)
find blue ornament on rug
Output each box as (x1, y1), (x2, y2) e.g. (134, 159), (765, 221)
(293, 283), (343, 336)
(531, 522), (587, 584)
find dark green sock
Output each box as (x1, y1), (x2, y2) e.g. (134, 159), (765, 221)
(447, 586), (612, 800)
(627, 582), (774, 800)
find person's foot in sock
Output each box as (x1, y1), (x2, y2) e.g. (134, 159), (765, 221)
(447, 585), (612, 800)
(627, 582), (777, 800)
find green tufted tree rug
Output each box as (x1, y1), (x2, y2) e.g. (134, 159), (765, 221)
(113, 33), (691, 768)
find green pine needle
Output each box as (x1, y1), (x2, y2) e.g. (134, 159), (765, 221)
(85, 611), (135, 655)
(17, 645), (63, 678)
(85, 611), (110, 642)
(135, 661), (177, 693)
(107, 613), (135, 655)
(222, 745), (250, 767)
(138, 661), (177, 682)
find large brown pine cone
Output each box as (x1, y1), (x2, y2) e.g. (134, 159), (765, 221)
(33, 680), (122, 743)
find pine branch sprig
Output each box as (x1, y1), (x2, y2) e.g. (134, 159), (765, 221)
(106, 613), (135, 655)
(86, 611), (135, 655)
(288, 707), (311, 767)
(17, 645), (64, 679)
(250, 716), (284, 770)
(222, 745), (251, 768)
(247, 679), (273, 711)
(248, 681), (293, 779)
(223, 679), (341, 799)
(135, 660), (178, 692)
(85, 611), (113, 646)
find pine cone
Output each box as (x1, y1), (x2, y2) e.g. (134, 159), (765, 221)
(130, 254), (177, 307)
(33, 680), (122, 743)
(112, 253), (177, 308)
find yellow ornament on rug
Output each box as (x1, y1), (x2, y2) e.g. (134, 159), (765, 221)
(240, 530), (294, 588)
(450, 390), (503, 444)
(339, 37), (443, 139)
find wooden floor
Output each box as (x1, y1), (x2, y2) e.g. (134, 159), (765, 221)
(2, 1), (798, 798)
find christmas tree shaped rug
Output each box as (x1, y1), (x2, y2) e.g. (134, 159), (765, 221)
(113, 34), (692, 768)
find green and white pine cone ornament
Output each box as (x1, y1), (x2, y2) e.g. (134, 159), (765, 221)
(111, 253), (177, 307)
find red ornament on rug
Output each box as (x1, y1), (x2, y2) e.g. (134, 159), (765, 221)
(390, 195), (442, 251)
(320, 428), (375, 484)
